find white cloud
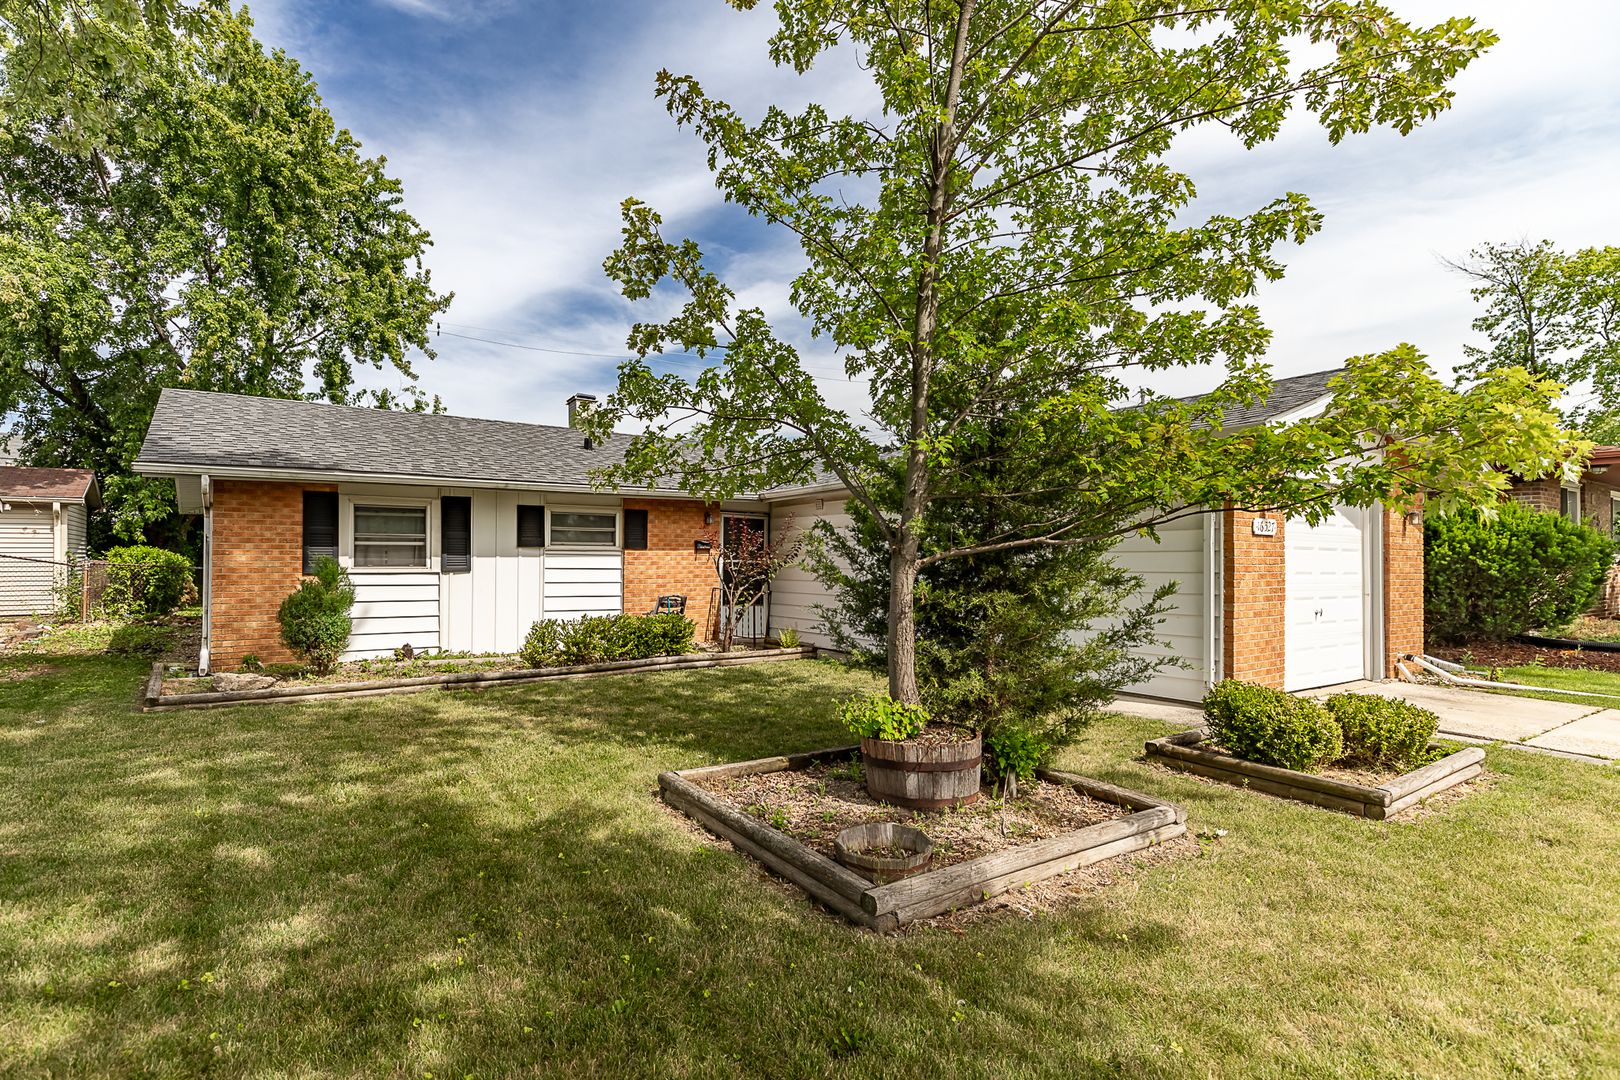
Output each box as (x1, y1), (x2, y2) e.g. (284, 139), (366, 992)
(250, 0), (1620, 421)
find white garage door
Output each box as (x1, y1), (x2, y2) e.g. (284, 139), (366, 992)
(1284, 507), (1365, 690)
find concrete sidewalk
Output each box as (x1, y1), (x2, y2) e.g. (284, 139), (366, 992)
(1108, 680), (1620, 764)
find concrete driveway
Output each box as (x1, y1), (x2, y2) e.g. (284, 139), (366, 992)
(1109, 681), (1620, 764)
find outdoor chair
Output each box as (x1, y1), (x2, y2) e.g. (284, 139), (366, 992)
(650, 595), (687, 615)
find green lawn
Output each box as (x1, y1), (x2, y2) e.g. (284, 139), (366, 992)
(2, 649), (1618, 1078)
(1456, 662), (1620, 710)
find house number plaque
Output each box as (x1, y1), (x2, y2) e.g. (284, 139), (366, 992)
(1251, 518), (1277, 537)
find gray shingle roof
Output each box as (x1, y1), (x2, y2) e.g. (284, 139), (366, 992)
(134, 389), (632, 488)
(1179, 367), (1345, 428)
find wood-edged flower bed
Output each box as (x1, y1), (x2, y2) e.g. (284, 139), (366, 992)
(1144, 726), (1485, 820)
(141, 647), (817, 711)
(658, 745), (1186, 932)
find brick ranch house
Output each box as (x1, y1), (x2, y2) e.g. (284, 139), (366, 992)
(133, 370), (1423, 701)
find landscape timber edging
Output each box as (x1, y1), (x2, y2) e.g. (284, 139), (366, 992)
(657, 747), (1187, 931)
(141, 647), (819, 712)
(1144, 726), (1486, 820)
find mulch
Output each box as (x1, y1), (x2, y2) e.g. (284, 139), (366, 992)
(659, 765), (1200, 933)
(1427, 640), (1620, 674)
(690, 762), (1133, 870)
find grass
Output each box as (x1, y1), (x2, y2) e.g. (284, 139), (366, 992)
(1, 652), (1618, 1078)
(1452, 661), (1620, 709)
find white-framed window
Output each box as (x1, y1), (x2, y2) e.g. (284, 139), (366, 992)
(547, 507), (619, 547)
(1610, 491), (1620, 539)
(354, 504), (429, 567)
(1561, 483), (1582, 526)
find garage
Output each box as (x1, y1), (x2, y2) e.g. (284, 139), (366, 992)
(1283, 506), (1368, 690)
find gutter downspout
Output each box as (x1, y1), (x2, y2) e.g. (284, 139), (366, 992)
(200, 475), (212, 676)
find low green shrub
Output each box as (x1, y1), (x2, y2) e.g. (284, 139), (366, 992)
(100, 545), (194, 618)
(106, 622), (177, 658)
(276, 557), (355, 675)
(518, 612), (696, 668)
(1202, 679), (1343, 772)
(1326, 693), (1440, 768)
(839, 695), (929, 741)
(986, 727), (1049, 782)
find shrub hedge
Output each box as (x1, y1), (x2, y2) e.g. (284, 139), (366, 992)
(1326, 693), (1440, 768)
(519, 612), (695, 668)
(1202, 679), (1343, 772)
(1204, 680), (1445, 772)
(1425, 501), (1617, 643)
(100, 545), (193, 618)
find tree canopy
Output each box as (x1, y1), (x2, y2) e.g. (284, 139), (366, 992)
(0, 0), (217, 153)
(0, 6), (450, 544)
(589, 0), (1577, 703)
(1445, 239), (1620, 435)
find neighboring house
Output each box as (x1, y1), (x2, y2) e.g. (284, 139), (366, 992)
(1505, 444), (1620, 617)
(0, 467), (102, 617)
(132, 370), (1423, 699)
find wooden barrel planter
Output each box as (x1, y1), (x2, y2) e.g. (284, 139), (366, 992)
(834, 823), (933, 884)
(860, 731), (982, 809)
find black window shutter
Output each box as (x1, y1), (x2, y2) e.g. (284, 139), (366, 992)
(441, 496), (471, 573)
(517, 505), (544, 548)
(302, 491), (338, 574)
(624, 508), (649, 550)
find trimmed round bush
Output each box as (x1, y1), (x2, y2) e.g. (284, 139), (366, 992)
(1202, 679), (1343, 772)
(276, 557), (355, 674)
(1326, 693), (1439, 768)
(100, 545), (194, 618)
(1425, 501), (1618, 644)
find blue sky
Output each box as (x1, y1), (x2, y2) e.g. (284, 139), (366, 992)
(249, 0), (1620, 426)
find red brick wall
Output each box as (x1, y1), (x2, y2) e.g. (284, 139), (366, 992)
(1383, 504), (1424, 673)
(1223, 508), (1286, 688)
(622, 498), (719, 641)
(211, 479), (336, 668)
(1506, 477), (1561, 514)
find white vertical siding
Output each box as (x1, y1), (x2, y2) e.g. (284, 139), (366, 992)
(543, 553), (623, 621)
(0, 507), (61, 616)
(439, 490), (544, 653)
(345, 570), (441, 658)
(768, 495), (855, 651)
(1096, 515), (1209, 703)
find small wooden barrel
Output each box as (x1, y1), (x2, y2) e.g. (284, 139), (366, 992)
(834, 822), (933, 884)
(861, 731), (982, 809)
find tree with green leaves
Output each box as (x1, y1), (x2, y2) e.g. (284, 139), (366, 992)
(1445, 239), (1620, 435)
(0, 1), (218, 153)
(0, 5), (451, 546)
(588, 0), (1577, 705)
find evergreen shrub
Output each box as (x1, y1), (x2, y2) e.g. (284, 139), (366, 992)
(276, 556), (355, 674)
(1326, 694), (1440, 768)
(100, 545), (194, 618)
(1202, 679), (1343, 772)
(1425, 501), (1617, 643)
